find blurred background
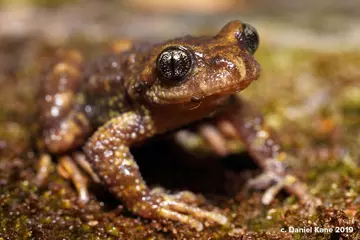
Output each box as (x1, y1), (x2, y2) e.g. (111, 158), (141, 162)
(0, 0), (359, 47)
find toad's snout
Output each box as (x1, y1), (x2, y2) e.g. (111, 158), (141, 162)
(234, 53), (261, 82)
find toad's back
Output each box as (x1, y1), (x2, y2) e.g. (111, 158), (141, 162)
(39, 43), (150, 152)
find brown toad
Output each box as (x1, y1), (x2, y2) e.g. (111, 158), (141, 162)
(37, 21), (312, 231)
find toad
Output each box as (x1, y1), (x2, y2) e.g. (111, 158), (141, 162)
(37, 21), (312, 231)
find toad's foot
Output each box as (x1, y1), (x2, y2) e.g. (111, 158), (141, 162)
(131, 192), (228, 231)
(35, 153), (53, 186)
(239, 169), (321, 209)
(36, 152), (100, 204)
(238, 170), (299, 204)
(35, 153), (90, 203)
(57, 155), (90, 204)
(150, 187), (203, 205)
(57, 153), (102, 204)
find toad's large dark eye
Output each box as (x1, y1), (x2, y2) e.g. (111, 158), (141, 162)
(236, 23), (259, 54)
(156, 46), (193, 82)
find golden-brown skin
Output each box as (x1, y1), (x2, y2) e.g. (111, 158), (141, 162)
(38, 21), (313, 231)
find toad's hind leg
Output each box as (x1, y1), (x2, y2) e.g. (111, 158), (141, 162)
(38, 49), (91, 154)
(84, 109), (228, 231)
(36, 49), (92, 202)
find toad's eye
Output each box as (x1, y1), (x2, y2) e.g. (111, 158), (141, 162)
(156, 46), (193, 82)
(236, 23), (259, 54)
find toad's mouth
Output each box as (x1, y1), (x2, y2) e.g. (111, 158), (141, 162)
(179, 94), (231, 111)
(177, 77), (256, 111)
(156, 76), (256, 105)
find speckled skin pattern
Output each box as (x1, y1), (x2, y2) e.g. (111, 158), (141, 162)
(38, 21), (312, 231)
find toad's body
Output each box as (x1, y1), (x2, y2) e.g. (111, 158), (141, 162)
(38, 21), (311, 231)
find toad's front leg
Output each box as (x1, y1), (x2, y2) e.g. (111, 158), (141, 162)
(220, 96), (316, 205)
(84, 108), (227, 231)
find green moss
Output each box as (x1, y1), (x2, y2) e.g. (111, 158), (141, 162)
(105, 224), (120, 237)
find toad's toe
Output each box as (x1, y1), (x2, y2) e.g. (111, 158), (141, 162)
(131, 193), (228, 231)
